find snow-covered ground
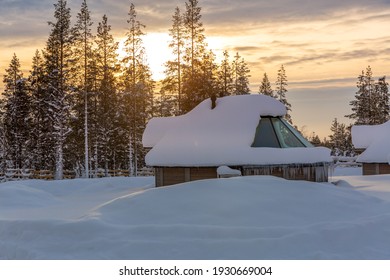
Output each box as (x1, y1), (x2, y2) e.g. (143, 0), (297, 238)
(1, 167), (390, 260)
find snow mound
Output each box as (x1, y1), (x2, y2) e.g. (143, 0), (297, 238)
(352, 121), (390, 149)
(0, 183), (59, 208)
(217, 165), (242, 176)
(2, 175), (390, 259)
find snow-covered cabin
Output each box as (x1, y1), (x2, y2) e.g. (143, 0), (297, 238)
(143, 95), (332, 186)
(352, 121), (390, 175)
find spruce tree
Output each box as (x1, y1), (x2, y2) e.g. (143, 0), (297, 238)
(44, 0), (73, 179)
(346, 66), (389, 125)
(182, 0), (208, 112)
(275, 65), (292, 123)
(121, 3), (154, 176)
(309, 133), (322, 147)
(71, 0), (94, 178)
(199, 50), (218, 99)
(376, 76), (390, 124)
(259, 72), (275, 97)
(155, 88), (177, 117)
(232, 52), (250, 95)
(161, 6), (185, 114)
(183, 0), (205, 79)
(347, 70), (366, 124)
(0, 115), (5, 174)
(2, 54), (31, 169)
(94, 14), (122, 176)
(329, 118), (353, 156)
(216, 50), (234, 97)
(28, 50), (52, 170)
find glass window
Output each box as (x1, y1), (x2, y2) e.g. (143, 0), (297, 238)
(279, 119), (313, 147)
(271, 118), (305, 148)
(251, 117), (313, 148)
(251, 118), (280, 148)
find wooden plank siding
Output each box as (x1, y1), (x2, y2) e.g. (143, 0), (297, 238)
(155, 167), (218, 187)
(242, 164), (328, 182)
(154, 163), (329, 187)
(363, 163), (390, 175)
(190, 167), (218, 181)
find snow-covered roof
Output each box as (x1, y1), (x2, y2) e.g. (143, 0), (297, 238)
(143, 94), (331, 167)
(352, 121), (390, 163)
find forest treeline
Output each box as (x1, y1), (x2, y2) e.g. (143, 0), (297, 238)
(320, 66), (389, 156)
(2, 0), (388, 178)
(0, 0), (291, 178)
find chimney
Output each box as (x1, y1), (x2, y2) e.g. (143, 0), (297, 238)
(211, 94), (216, 109)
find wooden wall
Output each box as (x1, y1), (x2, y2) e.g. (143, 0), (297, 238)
(155, 167), (217, 187)
(242, 164), (329, 182)
(154, 163), (329, 186)
(363, 163), (390, 175)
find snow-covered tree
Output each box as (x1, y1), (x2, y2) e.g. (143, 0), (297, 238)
(43, 0), (73, 179)
(2, 54), (31, 169)
(347, 66), (389, 125)
(70, 0), (94, 178)
(183, 0), (206, 80)
(121, 3), (154, 176)
(93, 14), (122, 176)
(199, 50), (218, 99)
(181, 0), (209, 113)
(328, 118), (353, 156)
(258, 72), (275, 97)
(275, 65), (292, 123)
(154, 90), (178, 117)
(309, 133), (322, 147)
(375, 76), (390, 124)
(161, 6), (185, 114)
(216, 50), (234, 97)
(28, 50), (53, 170)
(232, 52), (250, 95)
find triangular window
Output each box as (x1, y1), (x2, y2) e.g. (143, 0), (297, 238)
(251, 117), (313, 148)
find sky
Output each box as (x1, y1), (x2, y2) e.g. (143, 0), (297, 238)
(1, 0), (390, 139)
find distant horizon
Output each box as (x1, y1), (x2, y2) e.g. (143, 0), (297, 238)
(2, 0), (390, 139)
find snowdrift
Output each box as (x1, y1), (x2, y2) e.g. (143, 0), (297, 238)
(1, 175), (390, 259)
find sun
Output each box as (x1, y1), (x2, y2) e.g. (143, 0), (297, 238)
(117, 32), (172, 81)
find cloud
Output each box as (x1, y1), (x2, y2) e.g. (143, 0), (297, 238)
(289, 77), (357, 87)
(2, 0), (390, 39)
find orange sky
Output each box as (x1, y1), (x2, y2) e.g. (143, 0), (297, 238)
(1, 0), (390, 139)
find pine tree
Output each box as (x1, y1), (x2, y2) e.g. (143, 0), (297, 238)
(328, 118), (353, 156)
(182, 0), (208, 112)
(346, 66), (388, 125)
(374, 76), (389, 124)
(92, 14), (122, 176)
(183, 0), (206, 79)
(365, 66), (376, 124)
(275, 65), (292, 123)
(0, 114), (5, 174)
(44, 0), (73, 179)
(232, 52), (250, 95)
(28, 50), (52, 170)
(71, 0), (94, 178)
(258, 72), (275, 97)
(309, 133), (322, 147)
(216, 50), (234, 97)
(155, 88), (177, 117)
(2, 54), (31, 169)
(121, 3), (154, 176)
(161, 6), (185, 114)
(199, 50), (218, 99)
